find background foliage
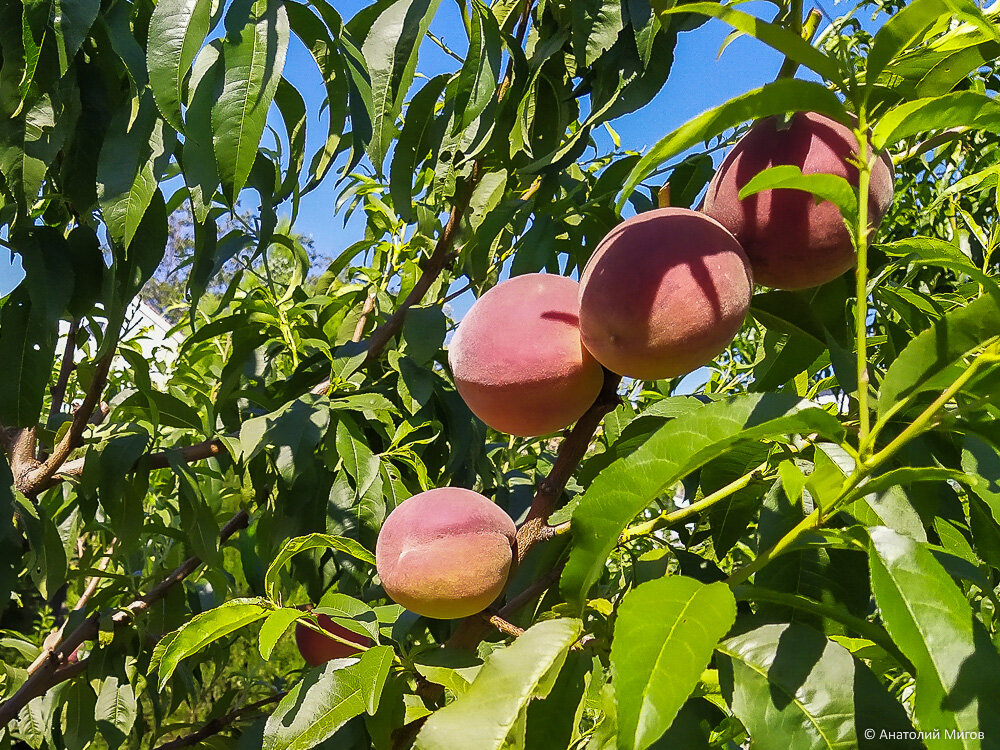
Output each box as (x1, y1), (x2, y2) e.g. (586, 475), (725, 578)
(1, 0), (1000, 747)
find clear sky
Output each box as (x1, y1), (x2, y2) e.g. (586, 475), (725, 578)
(0, 1), (832, 297)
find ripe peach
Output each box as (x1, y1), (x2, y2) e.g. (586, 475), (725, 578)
(578, 207), (752, 380)
(701, 111), (894, 289)
(294, 614), (371, 666)
(375, 488), (517, 619)
(448, 273), (604, 437)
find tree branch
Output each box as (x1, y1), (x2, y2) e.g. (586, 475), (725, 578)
(153, 693), (286, 750)
(52, 437), (228, 484)
(21, 351), (114, 494)
(43, 319), (80, 449)
(311, 179), (477, 396)
(0, 510), (250, 726)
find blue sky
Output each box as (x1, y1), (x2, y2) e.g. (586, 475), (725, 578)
(0, 0), (838, 296)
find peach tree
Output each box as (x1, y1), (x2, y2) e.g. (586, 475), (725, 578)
(1, 0), (1000, 747)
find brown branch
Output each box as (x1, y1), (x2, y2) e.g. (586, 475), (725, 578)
(351, 293), (377, 344)
(483, 614), (525, 638)
(10, 427), (39, 489)
(154, 693), (286, 750)
(21, 352), (114, 494)
(311, 179), (477, 396)
(0, 510), (250, 726)
(512, 370), (622, 565)
(52, 437), (228, 484)
(44, 319), (80, 443)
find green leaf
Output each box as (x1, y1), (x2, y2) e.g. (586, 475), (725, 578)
(239, 395), (332, 482)
(653, 1), (843, 83)
(454, 1), (503, 132)
(880, 237), (1000, 302)
(738, 164), (858, 228)
(258, 607), (307, 660)
(871, 91), (1000, 150)
(97, 94), (173, 249)
(336, 415), (380, 497)
(52, 0), (100, 74)
(263, 646), (394, 749)
(265, 533), (375, 603)
(869, 527), (1000, 745)
(212, 0), (289, 201)
(414, 619), (583, 750)
(0, 229), (73, 427)
(867, 0), (952, 80)
(617, 79), (847, 210)
(718, 622), (917, 749)
(168, 457), (221, 567)
(562, 394), (845, 610)
(347, 0), (443, 172)
(611, 577), (736, 750)
(156, 598), (271, 690)
(94, 676), (137, 750)
(573, 0), (625, 68)
(183, 40), (223, 221)
(389, 73), (448, 222)
(62, 681), (97, 750)
(147, 0), (215, 132)
(877, 293), (1000, 418)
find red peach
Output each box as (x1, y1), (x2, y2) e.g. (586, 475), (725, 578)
(578, 207), (753, 380)
(294, 614), (371, 666)
(448, 273), (604, 437)
(702, 111), (894, 289)
(375, 488), (516, 619)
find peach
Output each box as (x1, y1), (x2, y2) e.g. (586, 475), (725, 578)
(295, 614), (371, 666)
(375, 488), (517, 619)
(578, 207), (753, 380)
(701, 111), (894, 289)
(448, 273), (604, 437)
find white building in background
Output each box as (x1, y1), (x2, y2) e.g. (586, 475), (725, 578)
(57, 298), (183, 399)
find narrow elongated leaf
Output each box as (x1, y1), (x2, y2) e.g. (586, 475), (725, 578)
(183, 41), (223, 221)
(147, 0), (214, 132)
(562, 394), (845, 609)
(156, 598), (270, 690)
(739, 165), (858, 227)
(263, 646), (394, 749)
(259, 608), (307, 660)
(871, 91), (1000, 149)
(212, 0), (289, 201)
(877, 293), (1000, 417)
(94, 676), (137, 749)
(867, 0), (951, 80)
(414, 619), (583, 750)
(719, 622), (917, 749)
(53, 0), (100, 73)
(265, 533), (375, 602)
(389, 75), (447, 222)
(618, 80), (846, 210)
(97, 94), (173, 249)
(653, 2), (843, 83)
(348, 0), (443, 172)
(454, 1), (502, 131)
(611, 577), (736, 750)
(869, 527), (1000, 746)
(573, 0), (625, 68)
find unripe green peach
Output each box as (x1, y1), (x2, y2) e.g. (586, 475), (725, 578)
(448, 273), (604, 437)
(578, 207), (753, 380)
(375, 488), (516, 619)
(702, 111), (895, 290)
(294, 614), (371, 666)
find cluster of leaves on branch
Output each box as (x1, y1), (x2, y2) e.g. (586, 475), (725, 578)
(0, 0), (999, 747)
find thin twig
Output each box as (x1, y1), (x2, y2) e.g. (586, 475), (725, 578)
(0, 510), (250, 726)
(484, 614), (525, 638)
(41, 319), (80, 459)
(154, 693), (286, 750)
(352, 293), (378, 344)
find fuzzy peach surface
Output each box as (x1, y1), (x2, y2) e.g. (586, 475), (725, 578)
(702, 111), (894, 290)
(448, 273), (604, 437)
(375, 488), (517, 620)
(578, 207), (753, 381)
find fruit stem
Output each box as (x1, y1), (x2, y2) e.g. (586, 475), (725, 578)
(854, 112), (873, 455)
